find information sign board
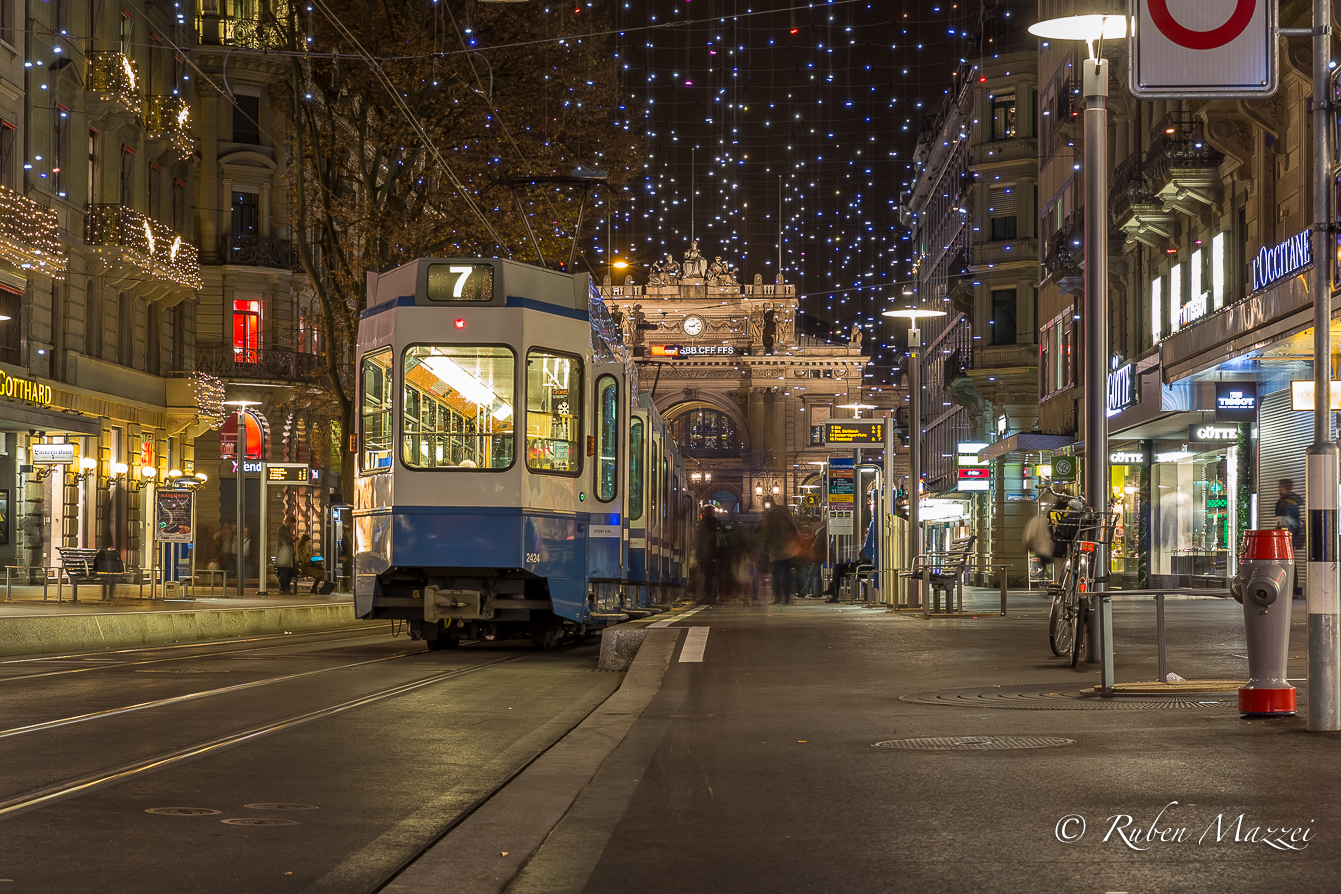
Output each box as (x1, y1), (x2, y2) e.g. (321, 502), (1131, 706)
(264, 463), (315, 484)
(824, 421), (885, 445)
(827, 456), (855, 534)
(155, 490), (194, 543)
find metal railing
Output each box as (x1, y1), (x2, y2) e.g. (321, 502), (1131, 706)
(84, 203), (203, 289)
(1146, 112), (1224, 185)
(144, 95), (193, 158)
(194, 343), (326, 385)
(223, 234), (297, 269)
(196, 10), (289, 49)
(1109, 153), (1156, 222)
(86, 51), (140, 112)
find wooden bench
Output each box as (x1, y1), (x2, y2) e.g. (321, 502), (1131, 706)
(56, 547), (135, 603)
(903, 535), (977, 614)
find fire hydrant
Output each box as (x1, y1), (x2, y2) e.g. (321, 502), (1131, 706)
(1231, 530), (1296, 716)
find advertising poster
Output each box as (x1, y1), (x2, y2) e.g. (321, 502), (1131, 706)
(156, 490), (195, 543)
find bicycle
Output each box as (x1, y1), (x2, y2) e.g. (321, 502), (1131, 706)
(1038, 485), (1116, 668)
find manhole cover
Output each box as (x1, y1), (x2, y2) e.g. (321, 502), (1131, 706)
(221, 818), (300, 826)
(145, 807), (221, 816)
(900, 683), (1238, 711)
(244, 803), (318, 811)
(874, 736), (1075, 751)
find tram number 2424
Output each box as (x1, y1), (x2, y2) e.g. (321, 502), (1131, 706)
(525, 552), (542, 564)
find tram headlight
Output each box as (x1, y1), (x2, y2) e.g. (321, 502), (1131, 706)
(454, 318), (466, 330)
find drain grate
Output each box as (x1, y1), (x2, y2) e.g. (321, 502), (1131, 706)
(145, 807), (221, 816)
(244, 803), (317, 811)
(221, 818), (300, 826)
(901, 683), (1238, 711)
(874, 735), (1075, 751)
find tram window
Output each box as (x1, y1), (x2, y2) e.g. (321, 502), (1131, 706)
(425, 263), (494, 301)
(401, 344), (515, 470)
(596, 376), (618, 501)
(360, 348), (393, 472)
(629, 419), (644, 520)
(526, 349), (582, 474)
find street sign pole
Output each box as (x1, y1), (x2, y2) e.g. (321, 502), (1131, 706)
(1306, 0), (1340, 731)
(258, 463), (269, 595)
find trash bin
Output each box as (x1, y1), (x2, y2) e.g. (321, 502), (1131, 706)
(1231, 530), (1296, 716)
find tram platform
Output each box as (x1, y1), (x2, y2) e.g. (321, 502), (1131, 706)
(392, 594), (1337, 894)
(0, 586), (366, 658)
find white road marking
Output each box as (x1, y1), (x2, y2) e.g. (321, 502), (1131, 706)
(650, 606), (707, 628)
(678, 627), (710, 663)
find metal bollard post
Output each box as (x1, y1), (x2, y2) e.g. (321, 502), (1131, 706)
(999, 565), (1008, 617)
(1156, 593), (1167, 683)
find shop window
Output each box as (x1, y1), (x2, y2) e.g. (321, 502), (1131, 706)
(596, 376), (618, 501)
(360, 348), (393, 472)
(629, 418), (644, 521)
(232, 297), (261, 363)
(233, 94), (260, 144)
(990, 92), (1017, 141)
(525, 349), (581, 474)
(990, 289), (1017, 346)
(402, 344), (515, 470)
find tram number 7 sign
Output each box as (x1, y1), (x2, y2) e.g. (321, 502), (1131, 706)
(1130, 0), (1278, 98)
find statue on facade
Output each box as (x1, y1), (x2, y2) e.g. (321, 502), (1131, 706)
(849, 323), (863, 350)
(629, 304), (648, 346)
(748, 304), (765, 345)
(651, 254), (680, 285)
(775, 271), (786, 285)
(762, 306), (777, 355)
(682, 240), (708, 279)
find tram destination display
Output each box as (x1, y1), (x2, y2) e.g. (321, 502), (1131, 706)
(824, 421), (885, 445)
(264, 463), (314, 484)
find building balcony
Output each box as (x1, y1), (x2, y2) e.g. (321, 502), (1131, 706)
(196, 10), (288, 49)
(195, 344), (326, 386)
(144, 95), (193, 161)
(973, 238), (1036, 270)
(1051, 78), (1083, 139)
(0, 184), (68, 277)
(971, 138), (1038, 167)
(1145, 112), (1225, 215)
(86, 51), (140, 116)
(223, 234), (297, 270)
(1109, 154), (1181, 251)
(1042, 217), (1082, 282)
(85, 203), (202, 298)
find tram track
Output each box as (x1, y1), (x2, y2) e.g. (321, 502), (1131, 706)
(0, 624), (397, 682)
(0, 653), (526, 821)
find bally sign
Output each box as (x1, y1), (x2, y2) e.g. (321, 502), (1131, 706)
(1215, 382), (1258, 423)
(1251, 231), (1312, 292)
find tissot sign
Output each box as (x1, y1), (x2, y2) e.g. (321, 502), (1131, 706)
(1215, 382), (1258, 422)
(1131, 0), (1278, 98)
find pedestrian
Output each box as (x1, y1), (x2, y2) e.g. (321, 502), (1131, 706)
(94, 543), (125, 601)
(694, 506), (728, 605)
(219, 524), (237, 573)
(243, 526), (255, 587)
(276, 517), (296, 594)
(760, 503), (801, 604)
(805, 524), (827, 597)
(1277, 478), (1304, 597)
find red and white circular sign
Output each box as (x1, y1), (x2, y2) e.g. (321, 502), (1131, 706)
(1146, 0), (1256, 51)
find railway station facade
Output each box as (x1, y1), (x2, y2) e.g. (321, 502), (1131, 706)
(598, 245), (870, 524)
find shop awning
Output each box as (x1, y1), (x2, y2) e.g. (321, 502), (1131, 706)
(978, 433), (1075, 462)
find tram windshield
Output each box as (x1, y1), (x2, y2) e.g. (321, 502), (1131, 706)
(526, 349), (582, 474)
(402, 345), (515, 470)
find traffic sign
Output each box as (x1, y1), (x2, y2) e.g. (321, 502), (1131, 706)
(1130, 0), (1278, 97)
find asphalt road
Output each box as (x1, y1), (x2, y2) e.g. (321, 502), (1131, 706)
(0, 628), (618, 893)
(507, 597), (1341, 894)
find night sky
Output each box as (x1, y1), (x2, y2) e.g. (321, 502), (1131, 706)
(595, 0), (1020, 389)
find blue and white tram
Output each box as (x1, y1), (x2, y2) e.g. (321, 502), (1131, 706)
(353, 258), (686, 649)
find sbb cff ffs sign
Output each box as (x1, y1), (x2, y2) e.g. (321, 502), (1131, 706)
(1130, 0), (1278, 98)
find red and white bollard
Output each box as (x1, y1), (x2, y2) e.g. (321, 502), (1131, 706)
(1232, 530), (1297, 716)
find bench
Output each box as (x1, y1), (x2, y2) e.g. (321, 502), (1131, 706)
(903, 535), (977, 614)
(56, 547), (135, 603)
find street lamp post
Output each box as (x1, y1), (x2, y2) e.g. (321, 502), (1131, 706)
(1030, 7), (1125, 692)
(884, 306), (946, 612)
(225, 399), (261, 599)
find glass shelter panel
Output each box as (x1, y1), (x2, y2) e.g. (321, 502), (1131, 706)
(401, 345), (515, 470)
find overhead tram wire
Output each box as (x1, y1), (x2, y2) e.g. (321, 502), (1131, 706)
(308, 0), (511, 257)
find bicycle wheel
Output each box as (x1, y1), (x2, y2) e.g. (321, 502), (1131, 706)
(1070, 590), (1088, 668)
(1047, 593), (1064, 657)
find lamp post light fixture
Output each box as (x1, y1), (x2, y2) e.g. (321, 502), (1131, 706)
(1029, 3), (1124, 691)
(108, 461), (130, 487)
(224, 399), (262, 598)
(883, 306), (947, 611)
(78, 456), (98, 481)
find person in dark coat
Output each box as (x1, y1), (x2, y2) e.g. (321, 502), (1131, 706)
(275, 517), (297, 594)
(694, 506), (728, 605)
(1277, 479), (1303, 597)
(760, 504), (801, 604)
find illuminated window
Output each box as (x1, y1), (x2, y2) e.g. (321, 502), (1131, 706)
(526, 349), (582, 474)
(669, 409), (742, 454)
(629, 418), (644, 521)
(402, 345), (515, 470)
(232, 297), (261, 363)
(596, 376), (619, 501)
(360, 349), (393, 472)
